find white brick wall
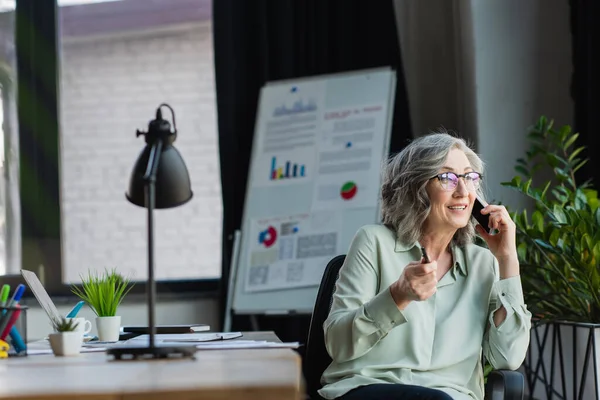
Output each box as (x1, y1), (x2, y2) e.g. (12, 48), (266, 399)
(60, 22), (222, 282)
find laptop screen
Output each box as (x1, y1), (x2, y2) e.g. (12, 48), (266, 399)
(21, 269), (62, 323)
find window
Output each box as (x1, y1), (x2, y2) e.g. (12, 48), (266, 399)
(0, 1), (19, 276)
(58, 0), (222, 284)
(0, 0), (221, 293)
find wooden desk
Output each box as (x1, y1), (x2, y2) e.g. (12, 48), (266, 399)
(0, 331), (303, 400)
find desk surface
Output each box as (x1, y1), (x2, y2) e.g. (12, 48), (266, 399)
(0, 331), (303, 400)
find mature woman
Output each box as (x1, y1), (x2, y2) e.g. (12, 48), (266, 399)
(318, 133), (531, 400)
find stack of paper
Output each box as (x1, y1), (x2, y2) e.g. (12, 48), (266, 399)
(122, 332), (300, 349)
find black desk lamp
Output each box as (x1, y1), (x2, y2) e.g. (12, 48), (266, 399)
(107, 103), (196, 360)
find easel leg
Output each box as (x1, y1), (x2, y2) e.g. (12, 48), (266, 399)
(250, 314), (260, 331)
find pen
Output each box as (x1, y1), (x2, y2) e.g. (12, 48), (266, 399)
(420, 246), (431, 263)
(66, 301), (85, 318)
(0, 284), (9, 307)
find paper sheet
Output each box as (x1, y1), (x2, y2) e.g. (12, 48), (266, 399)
(251, 80), (324, 188)
(311, 103), (388, 211)
(244, 212), (341, 292)
(25, 342), (299, 355)
(27, 346), (107, 356)
(193, 341), (300, 350)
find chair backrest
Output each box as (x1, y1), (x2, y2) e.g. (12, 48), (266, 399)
(303, 254), (346, 400)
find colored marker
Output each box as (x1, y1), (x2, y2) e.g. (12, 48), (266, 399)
(8, 326), (26, 354)
(6, 284), (25, 308)
(66, 301), (85, 318)
(0, 307), (17, 338)
(0, 284), (20, 328)
(0, 284), (9, 307)
(0, 306), (21, 341)
(1, 284), (27, 353)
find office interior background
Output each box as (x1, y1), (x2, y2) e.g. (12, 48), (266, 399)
(0, 0), (599, 393)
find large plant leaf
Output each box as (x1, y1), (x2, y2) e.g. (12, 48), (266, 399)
(506, 116), (600, 323)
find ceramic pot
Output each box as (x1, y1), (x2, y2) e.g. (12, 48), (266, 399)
(95, 316), (121, 342)
(48, 331), (83, 356)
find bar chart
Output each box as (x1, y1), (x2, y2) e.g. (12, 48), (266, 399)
(270, 156), (306, 181)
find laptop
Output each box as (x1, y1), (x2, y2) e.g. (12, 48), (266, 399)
(21, 269), (62, 324)
(21, 269), (212, 336)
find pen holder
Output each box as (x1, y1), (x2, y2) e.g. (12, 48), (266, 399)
(0, 305), (28, 357)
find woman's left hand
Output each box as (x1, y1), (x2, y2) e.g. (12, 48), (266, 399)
(476, 204), (517, 261)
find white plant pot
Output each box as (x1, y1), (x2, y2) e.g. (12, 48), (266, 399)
(96, 316), (121, 342)
(49, 331), (83, 356)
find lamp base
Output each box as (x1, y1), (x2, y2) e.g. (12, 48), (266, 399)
(107, 345), (196, 360)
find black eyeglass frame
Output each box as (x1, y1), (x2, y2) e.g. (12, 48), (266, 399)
(431, 171), (483, 191)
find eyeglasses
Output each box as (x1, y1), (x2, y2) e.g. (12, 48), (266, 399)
(433, 172), (482, 192)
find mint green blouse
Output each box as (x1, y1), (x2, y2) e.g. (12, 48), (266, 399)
(319, 224), (531, 400)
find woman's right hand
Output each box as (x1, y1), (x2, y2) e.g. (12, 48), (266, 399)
(389, 260), (438, 309)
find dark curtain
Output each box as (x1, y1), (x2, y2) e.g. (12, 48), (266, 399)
(213, 0), (412, 343)
(16, 0), (63, 289)
(571, 0), (600, 188)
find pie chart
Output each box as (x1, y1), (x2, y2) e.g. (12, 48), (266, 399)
(258, 226), (278, 248)
(340, 181), (358, 200)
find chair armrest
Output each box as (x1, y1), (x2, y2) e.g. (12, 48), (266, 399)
(485, 370), (524, 400)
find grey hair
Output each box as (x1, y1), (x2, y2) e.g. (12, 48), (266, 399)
(380, 130), (485, 247)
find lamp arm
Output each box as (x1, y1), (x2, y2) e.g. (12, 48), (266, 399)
(142, 140), (163, 349)
(143, 140), (164, 182)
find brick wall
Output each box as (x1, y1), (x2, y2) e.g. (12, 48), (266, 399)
(60, 21), (222, 282)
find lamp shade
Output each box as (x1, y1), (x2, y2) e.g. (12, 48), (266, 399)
(126, 143), (193, 209)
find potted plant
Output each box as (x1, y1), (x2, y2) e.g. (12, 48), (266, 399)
(502, 116), (600, 398)
(49, 317), (83, 356)
(71, 268), (134, 342)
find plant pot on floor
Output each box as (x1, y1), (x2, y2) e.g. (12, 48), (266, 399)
(49, 331), (83, 356)
(524, 321), (600, 400)
(96, 316), (121, 342)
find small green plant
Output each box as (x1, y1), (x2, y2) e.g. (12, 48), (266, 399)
(502, 116), (600, 322)
(52, 316), (79, 333)
(483, 362), (494, 383)
(71, 268), (134, 317)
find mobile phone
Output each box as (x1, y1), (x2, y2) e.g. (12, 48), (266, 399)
(472, 196), (492, 233)
(420, 246), (431, 263)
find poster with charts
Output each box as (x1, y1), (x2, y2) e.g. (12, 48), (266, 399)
(232, 68), (396, 312)
(244, 211), (342, 292)
(311, 102), (388, 211)
(251, 81), (325, 187)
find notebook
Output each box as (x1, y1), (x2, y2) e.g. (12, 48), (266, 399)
(122, 324), (211, 334)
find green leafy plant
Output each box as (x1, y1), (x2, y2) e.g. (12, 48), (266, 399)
(501, 116), (600, 322)
(71, 268), (134, 317)
(483, 362), (494, 383)
(52, 316), (79, 333)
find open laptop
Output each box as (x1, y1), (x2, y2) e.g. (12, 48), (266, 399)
(21, 269), (63, 324)
(21, 269), (211, 336)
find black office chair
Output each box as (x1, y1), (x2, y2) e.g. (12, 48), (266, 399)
(303, 255), (525, 400)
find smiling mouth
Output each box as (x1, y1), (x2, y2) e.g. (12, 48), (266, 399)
(448, 206), (467, 210)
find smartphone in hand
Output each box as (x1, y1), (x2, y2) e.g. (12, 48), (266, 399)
(472, 196), (492, 233)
